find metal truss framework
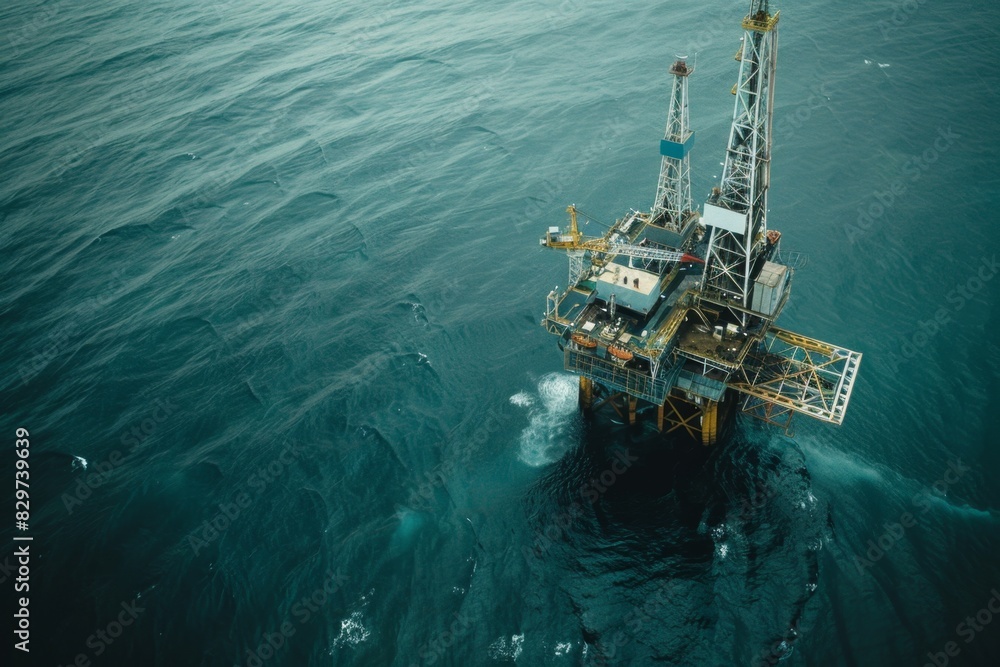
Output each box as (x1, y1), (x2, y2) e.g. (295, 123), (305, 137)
(703, 3), (780, 309)
(567, 249), (585, 286)
(652, 58), (695, 231)
(728, 326), (862, 425)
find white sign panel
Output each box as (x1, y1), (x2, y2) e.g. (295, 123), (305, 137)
(702, 203), (746, 234)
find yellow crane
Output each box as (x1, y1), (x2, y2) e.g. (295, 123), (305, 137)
(540, 205), (702, 268)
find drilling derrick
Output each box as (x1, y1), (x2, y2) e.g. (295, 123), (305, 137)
(702, 0), (779, 312)
(650, 57), (698, 243)
(536, 1), (862, 444)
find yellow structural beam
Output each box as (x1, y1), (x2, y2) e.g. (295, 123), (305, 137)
(579, 376), (594, 410)
(701, 401), (719, 446)
(771, 327), (838, 356)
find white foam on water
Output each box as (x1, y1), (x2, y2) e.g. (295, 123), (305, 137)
(554, 641), (572, 656)
(488, 633), (524, 661)
(508, 391), (534, 408)
(332, 610), (370, 648)
(511, 373), (580, 467)
(711, 523), (730, 560)
(72, 456), (88, 470)
(537, 373), (577, 414)
(331, 589), (373, 650)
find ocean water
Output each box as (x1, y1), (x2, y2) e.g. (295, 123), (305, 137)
(2, 0), (999, 665)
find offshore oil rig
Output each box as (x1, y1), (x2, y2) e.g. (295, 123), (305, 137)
(538, 0), (861, 445)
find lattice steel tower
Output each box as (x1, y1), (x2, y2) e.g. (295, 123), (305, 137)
(702, 0), (780, 314)
(651, 57), (696, 234)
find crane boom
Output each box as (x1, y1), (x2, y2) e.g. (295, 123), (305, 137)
(540, 206), (701, 265)
(604, 243), (701, 264)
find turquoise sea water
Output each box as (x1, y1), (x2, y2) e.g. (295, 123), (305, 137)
(2, 1), (999, 665)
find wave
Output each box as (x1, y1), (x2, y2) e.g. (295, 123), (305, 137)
(511, 373), (580, 467)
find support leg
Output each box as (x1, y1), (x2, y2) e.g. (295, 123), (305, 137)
(579, 376), (593, 411)
(701, 400), (719, 447)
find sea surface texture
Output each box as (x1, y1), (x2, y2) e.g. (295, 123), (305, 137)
(2, 0), (999, 665)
